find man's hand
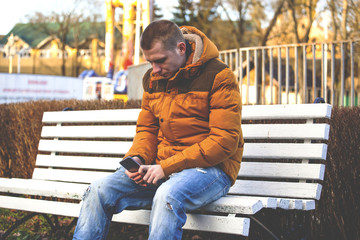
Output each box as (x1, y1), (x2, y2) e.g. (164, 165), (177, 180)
(140, 165), (165, 185)
(124, 156), (147, 186)
(126, 170), (147, 186)
(124, 156), (165, 186)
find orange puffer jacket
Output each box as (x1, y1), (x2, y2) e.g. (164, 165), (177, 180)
(124, 26), (244, 185)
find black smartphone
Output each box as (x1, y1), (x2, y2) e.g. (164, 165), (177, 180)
(120, 157), (142, 172)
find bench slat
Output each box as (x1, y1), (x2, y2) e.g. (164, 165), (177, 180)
(33, 168), (322, 199)
(42, 109), (141, 123)
(229, 180), (322, 200)
(38, 140), (327, 160)
(242, 104), (332, 120)
(244, 143), (328, 160)
(235, 196), (277, 209)
(41, 104), (332, 124)
(0, 178), (87, 200)
(242, 124), (330, 140)
(32, 168), (111, 184)
(239, 162), (325, 180)
(41, 123), (330, 141)
(38, 140), (132, 155)
(0, 177), (314, 212)
(0, 178), (263, 214)
(36, 155), (120, 170)
(35, 156), (325, 181)
(202, 196), (263, 214)
(41, 125), (137, 139)
(0, 196), (250, 236)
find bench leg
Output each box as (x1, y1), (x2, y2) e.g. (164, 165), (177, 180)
(1, 212), (38, 240)
(0, 212), (77, 239)
(249, 215), (280, 240)
(40, 214), (77, 238)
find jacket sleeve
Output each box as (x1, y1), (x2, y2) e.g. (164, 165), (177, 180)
(123, 92), (159, 165)
(160, 67), (242, 177)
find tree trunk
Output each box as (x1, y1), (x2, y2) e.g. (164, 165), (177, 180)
(341, 0), (348, 40)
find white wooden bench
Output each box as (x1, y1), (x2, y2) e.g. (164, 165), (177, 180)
(0, 103), (332, 239)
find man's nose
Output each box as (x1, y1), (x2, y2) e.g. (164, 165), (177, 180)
(152, 63), (161, 74)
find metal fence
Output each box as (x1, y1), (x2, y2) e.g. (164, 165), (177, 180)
(219, 40), (360, 107)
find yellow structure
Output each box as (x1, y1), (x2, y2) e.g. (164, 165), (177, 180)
(105, 0), (151, 74)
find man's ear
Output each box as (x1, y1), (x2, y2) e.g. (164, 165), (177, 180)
(177, 42), (186, 56)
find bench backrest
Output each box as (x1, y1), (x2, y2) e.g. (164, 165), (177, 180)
(35, 104), (331, 202)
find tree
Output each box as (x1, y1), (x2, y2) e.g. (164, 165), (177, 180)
(327, 0), (360, 40)
(153, 1), (164, 20)
(287, 0), (319, 44)
(27, 0), (104, 76)
(191, 0), (219, 37)
(29, 11), (77, 76)
(172, 0), (196, 26)
(259, 0), (286, 46)
(219, 0), (253, 48)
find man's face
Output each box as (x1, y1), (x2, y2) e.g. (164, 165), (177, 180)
(142, 41), (186, 79)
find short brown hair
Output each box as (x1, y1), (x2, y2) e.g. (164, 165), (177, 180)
(140, 20), (185, 51)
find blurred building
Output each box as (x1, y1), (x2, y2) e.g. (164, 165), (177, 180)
(0, 22), (122, 77)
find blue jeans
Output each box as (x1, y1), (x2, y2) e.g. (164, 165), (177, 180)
(73, 166), (231, 240)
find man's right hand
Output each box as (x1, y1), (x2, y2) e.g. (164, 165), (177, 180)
(125, 170), (147, 186)
(124, 156), (147, 186)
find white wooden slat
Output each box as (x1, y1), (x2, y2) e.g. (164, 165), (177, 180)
(38, 140), (132, 155)
(182, 213), (250, 236)
(276, 198), (315, 210)
(42, 123), (330, 140)
(0, 178), (262, 216)
(242, 124), (330, 140)
(32, 168), (112, 183)
(231, 196), (277, 209)
(38, 141), (328, 160)
(202, 195), (263, 214)
(36, 155), (120, 170)
(238, 162), (325, 180)
(0, 178), (87, 200)
(42, 104), (331, 124)
(41, 125), (136, 139)
(42, 109), (141, 123)
(302, 200), (316, 210)
(229, 180), (322, 200)
(0, 196), (250, 236)
(242, 104), (332, 120)
(36, 156), (324, 181)
(243, 143), (328, 160)
(277, 199), (290, 209)
(112, 209), (251, 236)
(0, 195), (81, 217)
(279, 198), (303, 210)
(0, 177), (260, 216)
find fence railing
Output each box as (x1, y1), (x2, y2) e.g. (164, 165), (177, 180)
(219, 40), (360, 107)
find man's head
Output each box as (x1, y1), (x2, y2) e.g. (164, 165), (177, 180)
(141, 20), (187, 78)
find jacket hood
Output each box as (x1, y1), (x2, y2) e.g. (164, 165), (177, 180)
(180, 26), (219, 66)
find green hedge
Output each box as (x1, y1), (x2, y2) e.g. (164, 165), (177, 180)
(0, 100), (359, 239)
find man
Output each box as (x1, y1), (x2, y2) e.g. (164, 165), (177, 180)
(73, 19), (243, 240)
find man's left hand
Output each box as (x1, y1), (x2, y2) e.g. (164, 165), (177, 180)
(139, 164), (165, 185)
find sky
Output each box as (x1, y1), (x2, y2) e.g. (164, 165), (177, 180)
(0, 0), (177, 35)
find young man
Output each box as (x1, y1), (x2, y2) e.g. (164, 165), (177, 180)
(73, 19), (243, 240)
